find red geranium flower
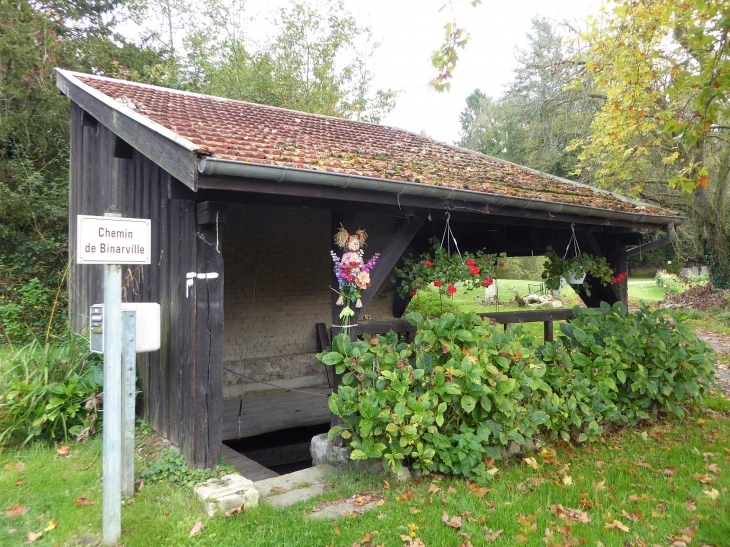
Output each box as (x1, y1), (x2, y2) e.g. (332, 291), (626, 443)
(410, 289), (417, 296)
(465, 259), (475, 267)
(424, 260), (433, 267)
(482, 277), (493, 288)
(498, 261), (505, 267)
(447, 284), (457, 295)
(434, 280), (443, 288)
(469, 266), (480, 276)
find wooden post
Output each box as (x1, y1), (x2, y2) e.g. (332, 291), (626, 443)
(192, 202), (225, 468)
(329, 209), (360, 437)
(544, 320), (554, 343)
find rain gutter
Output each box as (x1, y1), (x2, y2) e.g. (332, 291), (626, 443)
(198, 158), (684, 228)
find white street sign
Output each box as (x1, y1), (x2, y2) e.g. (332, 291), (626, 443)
(77, 215), (151, 265)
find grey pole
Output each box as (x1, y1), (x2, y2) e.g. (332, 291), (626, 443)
(121, 310), (136, 498)
(102, 210), (123, 545)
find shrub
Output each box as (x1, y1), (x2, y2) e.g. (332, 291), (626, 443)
(0, 333), (102, 450)
(405, 287), (460, 318)
(319, 303), (714, 482)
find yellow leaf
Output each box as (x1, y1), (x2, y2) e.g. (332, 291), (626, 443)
(43, 519), (57, 532)
(523, 457), (539, 470)
(562, 475), (573, 486)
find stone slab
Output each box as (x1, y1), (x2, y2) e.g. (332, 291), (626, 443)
(308, 499), (379, 519)
(194, 474), (259, 517)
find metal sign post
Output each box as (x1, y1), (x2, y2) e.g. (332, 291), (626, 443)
(102, 259), (122, 543)
(121, 310), (137, 498)
(76, 212), (151, 545)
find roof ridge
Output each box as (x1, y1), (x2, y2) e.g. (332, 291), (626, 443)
(65, 70), (415, 134)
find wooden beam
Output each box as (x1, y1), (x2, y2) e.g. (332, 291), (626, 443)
(359, 217), (424, 310)
(56, 71), (199, 189)
(197, 174), (675, 231)
(192, 204), (225, 468)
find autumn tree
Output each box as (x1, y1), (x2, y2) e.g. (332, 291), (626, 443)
(572, 0), (730, 286)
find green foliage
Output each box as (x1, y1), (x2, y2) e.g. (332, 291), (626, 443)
(0, 333), (103, 450)
(541, 246), (614, 295)
(318, 304), (714, 482)
(404, 287), (460, 318)
(140, 448), (233, 488)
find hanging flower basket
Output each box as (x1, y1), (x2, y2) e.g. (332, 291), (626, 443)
(565, 269), (586, 285)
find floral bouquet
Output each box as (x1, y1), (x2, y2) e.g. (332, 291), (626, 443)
(331, 226), (380, 327)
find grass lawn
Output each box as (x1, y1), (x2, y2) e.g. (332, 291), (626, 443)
(2, 404), (730, 546)
(628, 283), (665, 302)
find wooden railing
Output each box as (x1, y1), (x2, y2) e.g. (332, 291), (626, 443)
(316, 308), (577, 349)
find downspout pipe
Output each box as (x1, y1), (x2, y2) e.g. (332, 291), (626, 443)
(197, 158), (684, 228)
(626, 223), (676, 257)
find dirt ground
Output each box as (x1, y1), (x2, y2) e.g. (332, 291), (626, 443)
(693, 326), (730, 397)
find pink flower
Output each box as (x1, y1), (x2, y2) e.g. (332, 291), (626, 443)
(434, 280), (443, 288)
(347, 274), (356, 283)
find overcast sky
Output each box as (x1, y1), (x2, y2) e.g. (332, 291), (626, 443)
(246, 0), (603, 144)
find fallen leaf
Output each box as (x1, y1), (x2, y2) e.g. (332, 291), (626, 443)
(550, 504), (590, 523)
(447, 486), (458, 494)
(43, 519), (57, 532)
(75, 497), (93, 506)
(692, 473), (713, 484)
(707, 463), (720, 474)
(270, 486), (285, 493)
(621, 509), (642, 522)
(135, 479), (144, 493)
(594, 460), (605, 468)
(562, 475), (573, 486)
(333, 521), (341, 535)
(188, 521), (204, 538)
(56, 445), (70, 457)
(374, 499), (385, 508)
(685, 499), (697, 512)
(578, 497), (593, 509)
(428, 483), (441, 494)
(636, 461), (653, 470)
(224, 504), (244, 517)
(395, 492), (413, 502)
(2, 504), (28, 517)
(466, 481), (489, 498)
(27, 531), (43, 543)
(37, 514), (44, 523)
(593, 479), (606, 491)
(523, 457), (539, 470)
(662, 467), (676, 477)
(516, 533), (528, 544)
(604, 519), (630, 532)
(484, 528), (504, 542)
(383, 480), (390, 490)
(124, 498), (135, 505)
(702, 488), (720, 500)
(442, 511), (462, 529)
(15, 480), (23, 487)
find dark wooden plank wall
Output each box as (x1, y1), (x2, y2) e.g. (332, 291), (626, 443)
(68, 103), (222, 468)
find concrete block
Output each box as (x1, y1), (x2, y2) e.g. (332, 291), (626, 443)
(310, 433), (351, 466)
(194, 474), (259, 517)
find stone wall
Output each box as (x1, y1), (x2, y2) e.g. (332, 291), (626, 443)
(222, 205), (398, 397)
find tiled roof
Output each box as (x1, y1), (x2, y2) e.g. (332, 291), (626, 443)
(72, 73), (675, 218)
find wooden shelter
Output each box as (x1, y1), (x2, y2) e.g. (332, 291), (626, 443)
(56, 69), (684, 470)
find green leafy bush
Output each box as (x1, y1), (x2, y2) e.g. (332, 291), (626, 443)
(140, 449), (233, 488)
(0, 334), (102, 450)
(405, 287), (460, 318)
(318, 303), (714, 482)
